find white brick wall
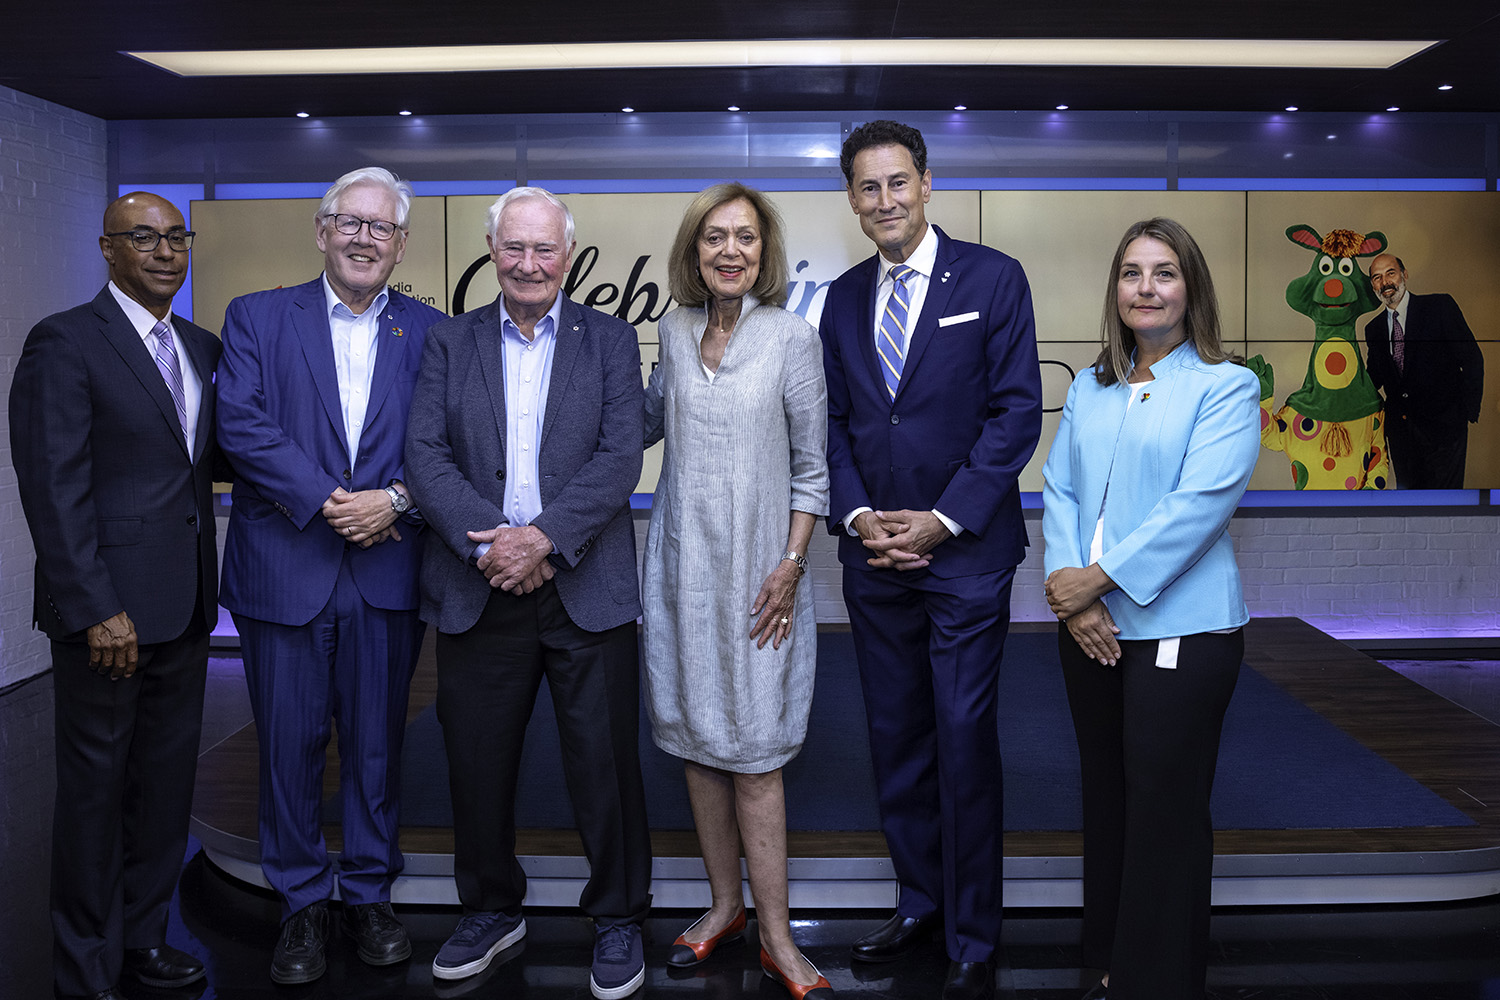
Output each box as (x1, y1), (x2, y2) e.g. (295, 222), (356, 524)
(638, 509), (1500, 642)
(0, 85), (107, 688)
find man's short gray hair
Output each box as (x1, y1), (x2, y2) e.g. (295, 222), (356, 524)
(485, 187), (576, 247)
(316, 167), (414, 229)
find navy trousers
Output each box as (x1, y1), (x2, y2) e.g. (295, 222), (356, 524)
(236, 555), (424, 919)
(843, 564), (1014, 963)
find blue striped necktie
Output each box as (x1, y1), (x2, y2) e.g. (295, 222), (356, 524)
(877, 264), (915, 400)
(150, 319), (189, 437)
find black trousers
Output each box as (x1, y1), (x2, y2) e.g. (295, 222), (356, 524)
(435, 581), (652, 924)
(1387, 416), (1468, 490)
(1058, 625), (1243, 1000)
(50, 614), (208, 997)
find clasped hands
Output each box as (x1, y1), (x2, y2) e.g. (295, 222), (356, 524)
(322, 486), (401, 547)
(1045, 564), (1121, 666)
(468, 523), (555, 595)
(854, 509), (951, 571)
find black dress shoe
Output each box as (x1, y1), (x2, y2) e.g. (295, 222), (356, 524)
(62, 990), (126, 1000)
(271, 901), (329, 985)
(850, 913), (940, 962)
(343, 900), (413, 965)
(942, 959), (995, 1000)
(124, 944), (206, 988)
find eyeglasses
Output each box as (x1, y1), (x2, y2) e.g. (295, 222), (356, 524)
(324, 214), (402, 241)
(106, 229), (195, 252)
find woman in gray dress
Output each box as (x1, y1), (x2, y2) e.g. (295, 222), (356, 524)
(642, 183), (831, 998)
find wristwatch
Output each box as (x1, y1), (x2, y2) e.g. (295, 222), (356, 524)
(781, 550), (808, 575)
(385, 485), (411, 515)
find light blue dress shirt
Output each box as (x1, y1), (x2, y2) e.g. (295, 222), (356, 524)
(472, 294), (563, 561)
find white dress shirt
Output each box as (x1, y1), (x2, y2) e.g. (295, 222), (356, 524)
(108, 281), (203, 461)
(1385, 288), (1410, 338)
(323, 274), (386, 471)
(842, 224), (962, 538)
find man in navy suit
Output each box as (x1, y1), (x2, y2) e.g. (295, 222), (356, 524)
(216, 167), (446, 984)
(819, 121), (1042, 1000)
(404, 188), (651, 999)
(1364, 252), (1484, 489)
(11, 192), (220, 1000)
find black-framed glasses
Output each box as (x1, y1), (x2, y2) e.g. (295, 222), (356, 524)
(106, 229), (194, 252)
(323, 214), (401, 241)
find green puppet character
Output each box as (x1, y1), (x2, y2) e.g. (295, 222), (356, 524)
(1249, 225), (1392, 490)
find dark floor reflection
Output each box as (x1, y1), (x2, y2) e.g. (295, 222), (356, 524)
(150, 848), (1500, 1000)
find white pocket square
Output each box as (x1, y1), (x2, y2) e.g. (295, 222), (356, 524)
(938, 311), (980, 327)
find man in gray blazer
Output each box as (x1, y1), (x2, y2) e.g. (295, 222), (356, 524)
(404, 187), (651, 999)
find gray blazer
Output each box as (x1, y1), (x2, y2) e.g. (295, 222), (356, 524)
(404, 294), (645, 634)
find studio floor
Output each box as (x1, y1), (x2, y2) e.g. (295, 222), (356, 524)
(5, 643), (1500, 998)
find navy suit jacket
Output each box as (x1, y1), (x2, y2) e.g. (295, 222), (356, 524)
(1364, 291), (1484, 429)
(10, 287), (222, 644)
(404, 295), (644, 635)
(217, 279), (446, 626)
(820, 225), (1043, 578)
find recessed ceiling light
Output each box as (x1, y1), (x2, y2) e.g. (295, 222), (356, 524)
(1283, 152), (1294, 159)
(1326, 133), (1336, 140)
(295, 111), (310, 118)
(953, 104), (967, 111)
(1055, 104), (1069, 110)
(398, 109), (412, 116)
(1438, 83), (1453, 91)
(727, 104), (740, 111)
(621, 106), (635, 113)
(1386, 105), (1399, 111)
(1285, 105), (1299, 111)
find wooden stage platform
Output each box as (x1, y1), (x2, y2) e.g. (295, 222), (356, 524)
(191, 617), (1500, 909)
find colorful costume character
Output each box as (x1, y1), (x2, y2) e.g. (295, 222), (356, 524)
(1249, 225), (1392, 490)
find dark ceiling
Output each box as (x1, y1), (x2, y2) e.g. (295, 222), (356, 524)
(8, 2), (1500, 120)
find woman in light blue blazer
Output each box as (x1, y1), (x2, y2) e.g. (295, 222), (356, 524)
(1041, 218), (1260, 1000)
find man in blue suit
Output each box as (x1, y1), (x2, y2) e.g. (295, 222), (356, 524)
(11, 192), (221, 1000)
(404, 188), (651, 999)
(217, 167), (446, 984)
(819, 121), (1042, 1000)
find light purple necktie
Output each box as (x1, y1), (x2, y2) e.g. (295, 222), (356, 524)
(877, 264), (915, 401)
(1391, 312), (1405, 374)
(151, 319), (189, 437)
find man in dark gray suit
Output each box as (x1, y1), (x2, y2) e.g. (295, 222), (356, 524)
(404, 187), (651, 999)
(10, 192), (221, 1000)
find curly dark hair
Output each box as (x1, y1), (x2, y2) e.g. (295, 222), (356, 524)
(840, 120), (928, 184)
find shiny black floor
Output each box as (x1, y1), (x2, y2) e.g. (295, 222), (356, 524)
(127, 844), (1500, 1000)
(9, 656), (1500, 998)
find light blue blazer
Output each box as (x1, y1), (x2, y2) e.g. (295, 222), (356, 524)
(1041, 340), (1261, 640)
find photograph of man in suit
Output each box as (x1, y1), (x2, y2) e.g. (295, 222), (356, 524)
(404, 188), (651, 998)
(215, 167), (446, 984)
(819, 121), (1043, 1000)
(10, 192), (221, 1000)
(1365, 252), (1485, 489)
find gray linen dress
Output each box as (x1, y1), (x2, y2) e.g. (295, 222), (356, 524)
(642, 298), (829, 772)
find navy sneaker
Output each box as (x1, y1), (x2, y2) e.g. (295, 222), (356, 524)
(432, 911), (527, 980)
(590, 922), (645, 999)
